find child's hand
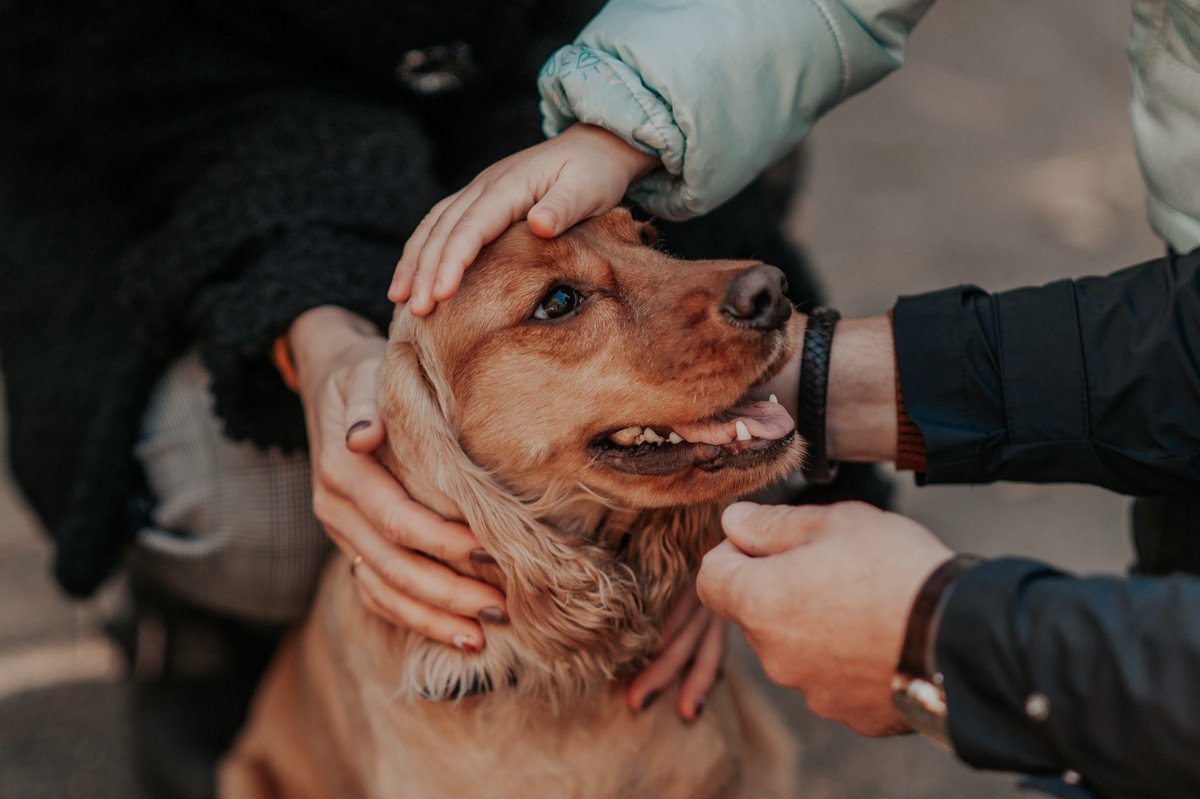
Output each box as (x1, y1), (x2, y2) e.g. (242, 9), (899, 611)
(389, 123), (658, 316)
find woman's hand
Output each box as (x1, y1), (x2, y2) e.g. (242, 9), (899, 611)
(389, 123), (658, 316)
(627, 581), (725, 722)
(288, 305), (508, 651)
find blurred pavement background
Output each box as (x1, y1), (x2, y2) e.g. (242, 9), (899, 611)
(0, 1), (1162, 797)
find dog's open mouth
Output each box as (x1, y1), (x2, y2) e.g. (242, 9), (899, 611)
(589, 393), (796, 476)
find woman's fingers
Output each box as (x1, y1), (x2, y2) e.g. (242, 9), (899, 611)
(676, 616), (725, 721)
(309, 347), (480, 564)
(336, 452), (482, 563)
(319, 490), (504, 617)
(289, 310), (500, 649)
(626, 603), (711, 713)
(335, 491), (505, 617)
(342, 355), (386, 453)
(352, 558), (483, 651)
(373, 547), (507, 622)
(654, 582), (701, 653)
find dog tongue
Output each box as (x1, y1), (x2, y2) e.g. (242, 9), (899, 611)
(671, 400), (795, 445)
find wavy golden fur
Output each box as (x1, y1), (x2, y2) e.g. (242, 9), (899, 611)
(222, 209), (804, 798)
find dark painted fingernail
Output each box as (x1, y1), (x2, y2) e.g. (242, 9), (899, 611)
(470, 549), (496, 565)
(478, 607), (508, 624)
(691, 696), (706, 721)
(715, 666), (725, 682)
(345, 420), (372, 442)
(640, 690), (661, 711)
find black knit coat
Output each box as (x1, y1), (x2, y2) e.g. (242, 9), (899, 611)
(0, 0), (825, 597)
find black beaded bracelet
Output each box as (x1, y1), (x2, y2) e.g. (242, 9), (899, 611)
(798, 307), (841, 484)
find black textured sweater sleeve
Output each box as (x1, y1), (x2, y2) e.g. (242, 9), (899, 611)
(176, 91), (442, 451)
(195, 228), (399, 450)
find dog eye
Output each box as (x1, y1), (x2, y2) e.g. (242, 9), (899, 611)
(532, 285), (583, 320)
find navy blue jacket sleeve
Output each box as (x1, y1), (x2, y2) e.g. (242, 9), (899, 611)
(936, 558), (1200, 798)
(892, 250), (1200, 795)
(892, 249), (1200, 495)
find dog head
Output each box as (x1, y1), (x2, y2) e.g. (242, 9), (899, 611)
(378, 208), (804, 701)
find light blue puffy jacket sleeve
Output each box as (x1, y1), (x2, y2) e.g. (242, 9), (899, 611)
(538, 0), (933, 220)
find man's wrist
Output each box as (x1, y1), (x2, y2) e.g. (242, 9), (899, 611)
(826, 315), (897, 462)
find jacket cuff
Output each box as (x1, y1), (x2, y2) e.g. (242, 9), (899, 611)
(538, 46), (682, 174)
(936, 557), (1069, 774)
(889, 309), (927, 472)
(538, 44), (706, 222)
(892, 281), (1090, 485)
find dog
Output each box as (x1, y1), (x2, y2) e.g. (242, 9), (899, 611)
(221, 208), (806, 798)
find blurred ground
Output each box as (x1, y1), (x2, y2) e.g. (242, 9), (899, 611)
(0, 1), (1163, 797)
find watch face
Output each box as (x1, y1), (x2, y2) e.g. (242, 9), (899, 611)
(892, 676), (952, 751)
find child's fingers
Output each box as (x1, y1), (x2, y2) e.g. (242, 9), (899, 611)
(409, 184), (486, 316)
(431, 174), (538, 301)
(526, 170), (603, 238)
(390, 194), (457, 302)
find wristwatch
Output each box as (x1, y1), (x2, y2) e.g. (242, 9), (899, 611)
(891, 554), (983, 749)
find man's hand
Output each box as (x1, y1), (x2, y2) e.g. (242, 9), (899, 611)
(697, 501), (952, 736)
(389, 123), (658, 316)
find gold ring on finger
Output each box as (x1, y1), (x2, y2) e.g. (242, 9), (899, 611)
(350, 553), (364, 577)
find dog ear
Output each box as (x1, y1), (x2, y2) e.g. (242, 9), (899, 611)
(378, 337), (658, 699)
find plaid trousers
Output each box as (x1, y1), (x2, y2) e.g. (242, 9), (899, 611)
(130, 352), (331, 624)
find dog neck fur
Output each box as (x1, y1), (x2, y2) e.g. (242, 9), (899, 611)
(376, 333), (720, 709)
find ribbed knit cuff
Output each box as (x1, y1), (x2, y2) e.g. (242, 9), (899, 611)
(890, 309), (927, 472)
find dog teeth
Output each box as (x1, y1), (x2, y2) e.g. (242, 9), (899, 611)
(610, 426), (643, 446)
(735, 420), (752, 441)
(609, 425), (689, 448)
(769, 394), (778, 404)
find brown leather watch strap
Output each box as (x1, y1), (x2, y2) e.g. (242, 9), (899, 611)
(897, 554), (984, 679)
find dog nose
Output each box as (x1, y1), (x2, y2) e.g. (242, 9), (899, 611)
(721, 265), (791, 330)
